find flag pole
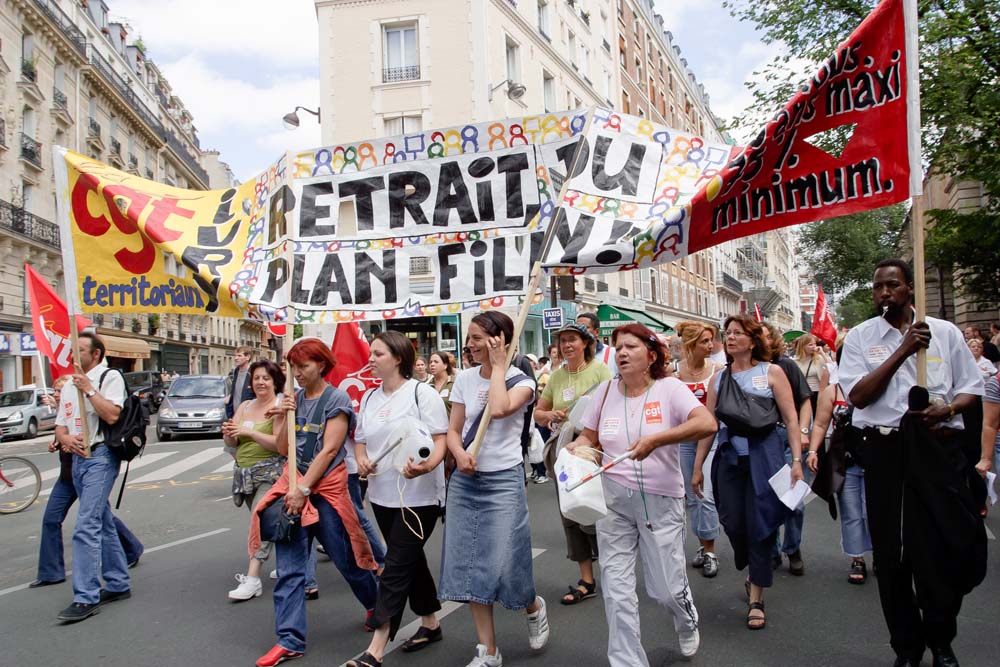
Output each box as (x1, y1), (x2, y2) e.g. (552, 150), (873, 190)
(467, 107), (597, 458)
(902, 0), (925, 387)
(911, 195), (927, 387)
(68, 313), (91, 458)
(278, 160), (297, 490)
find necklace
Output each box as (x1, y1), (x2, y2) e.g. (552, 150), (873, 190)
(622, 378), (655, 530)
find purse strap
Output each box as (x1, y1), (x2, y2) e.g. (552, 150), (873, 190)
(462, 373), (530, 449)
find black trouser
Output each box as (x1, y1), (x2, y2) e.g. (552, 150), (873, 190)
(862, 428), (963, 660)
(715, 454), (777, 588)
(370, 503), (442, 640)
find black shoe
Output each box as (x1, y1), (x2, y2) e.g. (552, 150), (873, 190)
(99, 589), (132, 605)
(58, 602), (100, 623)
(771, 554), (782, 570)
(787, 550), (805, 576)
(127, 554), (142, 569)
(892, 654), (921, 667)
(29, 578), (65, 588)
(401, 625), (443, 653)
(305, 588), (319, 601)
(931, 645), (959, 667)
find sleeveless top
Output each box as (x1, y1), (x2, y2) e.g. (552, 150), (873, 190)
(236, 417), (276, 468)
(683, 365), (717, 406)
(714, 362), (773, 456)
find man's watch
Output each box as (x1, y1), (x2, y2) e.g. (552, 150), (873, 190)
(297, 486), (311, 496)
(800, 427), (810, 435)
(85, 389), (97, 398)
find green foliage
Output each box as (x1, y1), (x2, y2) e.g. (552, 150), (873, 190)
(835, 287), (879, 328)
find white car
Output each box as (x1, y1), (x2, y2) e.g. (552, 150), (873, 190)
(0, 388), (56, 439)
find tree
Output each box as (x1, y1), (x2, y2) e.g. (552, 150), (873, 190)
(725, 0), (1000, 306)
(834, 288), (879, 329)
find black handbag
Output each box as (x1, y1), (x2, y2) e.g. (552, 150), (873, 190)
(714, 365), (779, 438)
(259, 499), (299, 543)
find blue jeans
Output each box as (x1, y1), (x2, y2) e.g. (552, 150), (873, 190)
(37, 475), (143, 582)
(349, 473), (386, 568)
(71, 446), (130, 604)
(679, 441), (720, 541)
(273, 494), (378, 653)
(771, 428), (812, 557)
(837, 465), (872, 557)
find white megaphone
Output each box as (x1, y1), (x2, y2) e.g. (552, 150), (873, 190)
(369, 417), (435, 469)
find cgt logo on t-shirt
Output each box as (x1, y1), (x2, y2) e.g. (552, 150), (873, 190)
(643, 401), (662, 424)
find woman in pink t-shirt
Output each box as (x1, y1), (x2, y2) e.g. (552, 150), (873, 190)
(566, 323), (717, 665)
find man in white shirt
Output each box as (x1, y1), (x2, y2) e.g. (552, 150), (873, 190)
(54, 332), (129, 623)
(839, 260), (984, 667)
(576, 313), (617, 376)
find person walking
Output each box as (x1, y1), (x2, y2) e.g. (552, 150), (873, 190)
(32, 375), (143, 590)
(840, 259), (985, 667)
(252, 339), (378, 667)
(222, 360), (286, 602)
(440, 311), (549, 667)
(980, 374), (999, 476)
(673, 321), (724, 578)
(533, 323), (611, 605)
(226, 346), (256, 420)
(967, 338), (997, 379)
(577, 312), (617, 376)
(427, 351), (456, 414)
(692, 315), (804, 631)
(567, 323), (716, 664)
(349, 332), (450, 667)
(54, 332), (131, 622)
(795, 334), (826, 413)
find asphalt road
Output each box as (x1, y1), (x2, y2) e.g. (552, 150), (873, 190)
(2, 429), (998, 666)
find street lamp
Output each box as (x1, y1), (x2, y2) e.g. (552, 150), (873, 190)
(488, 79), (526, 102)
(282, 106), (320, 130)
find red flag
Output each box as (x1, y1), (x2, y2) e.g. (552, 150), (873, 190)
(325, 322), (378, 411)
(811, 285), (838, 350)
(26, 264), (92, 378)
(267, 323), (287, 337)
(754, 303), (763, 322)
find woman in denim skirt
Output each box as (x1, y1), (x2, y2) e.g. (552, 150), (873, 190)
(439, 311), (550, 667)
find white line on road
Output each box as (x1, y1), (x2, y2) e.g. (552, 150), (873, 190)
(128, 448), (224, 484)
(986, 525), (995, 541)
(36, 452), (180, 498)
(338, 547), (548, 667)
(212, 461), (235, 473)
(0, 527), (231, 598)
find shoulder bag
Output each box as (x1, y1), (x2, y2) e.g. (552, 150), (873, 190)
(714, 365), (779, 438)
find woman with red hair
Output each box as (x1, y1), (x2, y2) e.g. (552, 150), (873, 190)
(253, 338), (379, 667)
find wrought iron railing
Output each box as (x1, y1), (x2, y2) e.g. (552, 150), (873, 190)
(20, 134), (42, 168)
(110, 137), (122, 155)
(0, 199), (60, 249)
(88, 48), (164, 138)
(52, 87), (67, 109)
(129, 153), (138, 168)
(163, 131), (208, 185)
(382, 65), (420, 83)
(31, 0), (87, 57)
(88, 117), (101, 139)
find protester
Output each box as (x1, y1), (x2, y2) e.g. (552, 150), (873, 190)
(440, 311), (548, 667)
(692, 315), (803, 631)
(534, 323), (611, 603)
(806, 347), (872, 585)
(794, 334), (826, 412)
(820, 332), (847, 392)
(708, 335), (727, 366)
(981, 375), (999, 476)
(32, 375), (143, 590)
(964, 325), (1000, 363)
(840, 259), (985, 667)
(577, 313), (616, 375)
(414, 356), (429, 382)
(349, 331), (450, 667)
(427, 350), (456, 414)
(222, 360), (286, 601)
(252, 338), (378, 667)
(673, 321), (724, 578)
(967, 338), (997, 379)
(53, 332), (132, 622)
(566, 323), (716, 664)
(226, 346), (256, 420)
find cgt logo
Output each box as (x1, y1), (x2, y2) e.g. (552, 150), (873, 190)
(643, 401), (662, 424)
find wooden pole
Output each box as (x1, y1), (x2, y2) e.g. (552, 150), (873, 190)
(68, 313), (91, 458)
(467, 108), (597, 458)
(911, 194), (927, 387)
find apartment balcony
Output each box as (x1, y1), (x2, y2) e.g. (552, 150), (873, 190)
(0, 199), (61, 250)
(382, 65), (420, 83)
(17, 60), (44, 104)
(51, 87), (73, 125)
(20, 134), (43, 171)
(30, 0), (88, 57)
(715, 270), (743, 296)
(128, 153), (139, 174)
(87, 48), (164, 140)
(108, 138), (124, 167)
(163, 131), (208, 186)
(21, 58), (37, 83)
(86, 117), (104, 152)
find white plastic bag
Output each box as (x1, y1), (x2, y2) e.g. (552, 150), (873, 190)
(555, 448), (607, 525)
(527, 428), (545, 464)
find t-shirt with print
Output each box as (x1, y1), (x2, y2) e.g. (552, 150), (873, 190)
(451, 366), (536, 472)
(295, 387), (356, 478)
(355, 380), (449, 507)
(580, 377), (703, 498)
(56, 361), (126, 448)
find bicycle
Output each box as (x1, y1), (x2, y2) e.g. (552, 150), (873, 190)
(0, 455), (42, 514)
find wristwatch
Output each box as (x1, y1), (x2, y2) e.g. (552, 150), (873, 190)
(799, 427), (809, 435)
(85, 389), (97, 398)
(792, 457), (802, 463)
(298, 486), (311, 496)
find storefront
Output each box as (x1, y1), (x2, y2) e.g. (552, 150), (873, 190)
(161, 343), (191, 375)
(596, 304), (675, 337)
(0, 333), (14, 391)
(362, 315), (462, 362)
(101, 334), (152, 372)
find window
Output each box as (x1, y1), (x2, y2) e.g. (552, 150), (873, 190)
(649, 269), (658, 303)
(622, 90), (630, 114)
(537, 0), (551, 37)
(542, 70), (555, 112)
(635, 57), (642, 82)
(505, 36), (520, 83)
(603, 69), (612, 101)
(22, 182), (34, 213)
(383, 24), (419, 82)
(567, 30), (577, 66)
(579, 45), (590, 77)
(384, 115), (422, 136)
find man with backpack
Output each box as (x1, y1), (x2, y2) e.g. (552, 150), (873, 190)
(54, 332), (132, 623)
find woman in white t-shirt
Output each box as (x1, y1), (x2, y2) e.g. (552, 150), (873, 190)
(439, 311), (549, 667)
(349, 331), (450, 667)
(566, 323), (717, 665)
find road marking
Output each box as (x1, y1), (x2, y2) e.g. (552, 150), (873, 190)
(129, 448), (224, 484)
(986, 525), (995, 541)
(0, 527), (231, 598)
(214, 495), (234, 502)
(212, 461), (235, 473)
(339, 547), (548, 667)
(36, 452), (180, 498)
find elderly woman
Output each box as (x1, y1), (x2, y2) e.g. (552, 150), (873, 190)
(566, 323), (717, 664)
(692, 315), (804, 631)
(534, 323), (612, 605)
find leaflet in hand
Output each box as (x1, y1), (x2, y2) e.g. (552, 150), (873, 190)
(987, 471), (997, 506)
(768, 464), (811, 511)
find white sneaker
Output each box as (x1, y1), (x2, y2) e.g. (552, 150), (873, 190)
(269, 569), (277, 580)
(533, 475), (550, 484)
(228, 574), (262, 601)
(465, 644), (502, 667)
(526, 596), (550, 650)
(679, 627), (700, 657)
(691, 545), (706, 568)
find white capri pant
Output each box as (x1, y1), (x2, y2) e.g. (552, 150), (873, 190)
(596, 477), (698, 667)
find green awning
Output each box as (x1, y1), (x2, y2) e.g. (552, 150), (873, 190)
(596, 305), (675, 337)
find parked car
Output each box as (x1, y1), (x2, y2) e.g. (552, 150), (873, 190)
(123, 371), (166, 414)
(156, 374), (230, 441)
(0, 388), (57, 439)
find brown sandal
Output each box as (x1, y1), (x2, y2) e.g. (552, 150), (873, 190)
(747, 601), (766, 630)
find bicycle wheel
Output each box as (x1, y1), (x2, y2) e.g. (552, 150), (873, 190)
(0, 456), (42, 514)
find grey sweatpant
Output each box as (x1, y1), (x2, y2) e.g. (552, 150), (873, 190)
(596, 477), (698, 667)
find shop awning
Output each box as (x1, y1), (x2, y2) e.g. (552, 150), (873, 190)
(596, 305), (675, 337)
(102, 334), (151, 359)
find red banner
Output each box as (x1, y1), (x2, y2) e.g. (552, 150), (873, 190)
(26, 264), (92, 378)
(325, 322), (378, 411)
(687, 0), (916, 254)
(754, 303), (764, 323)
(811, 285), (838, 350)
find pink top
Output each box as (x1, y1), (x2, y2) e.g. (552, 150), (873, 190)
(581, 377), (704, 498)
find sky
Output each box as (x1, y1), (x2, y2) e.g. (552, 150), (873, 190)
(112, 0), (786, 183)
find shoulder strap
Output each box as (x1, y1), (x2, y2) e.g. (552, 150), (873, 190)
(461, 372), (530, 449)
(414, 378), (420, 409)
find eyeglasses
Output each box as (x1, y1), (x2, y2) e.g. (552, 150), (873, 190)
(724, 331), (749, 339)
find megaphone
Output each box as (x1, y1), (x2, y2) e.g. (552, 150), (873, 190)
(370, 417), (434, 469)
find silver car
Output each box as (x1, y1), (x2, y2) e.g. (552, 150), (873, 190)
(156, 375), (230, 441)
(0, 388), (57, 439)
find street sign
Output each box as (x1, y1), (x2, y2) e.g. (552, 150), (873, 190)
(542, 308), (564, 330)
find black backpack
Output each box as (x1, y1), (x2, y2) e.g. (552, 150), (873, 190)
(99, 369), (150, 462)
